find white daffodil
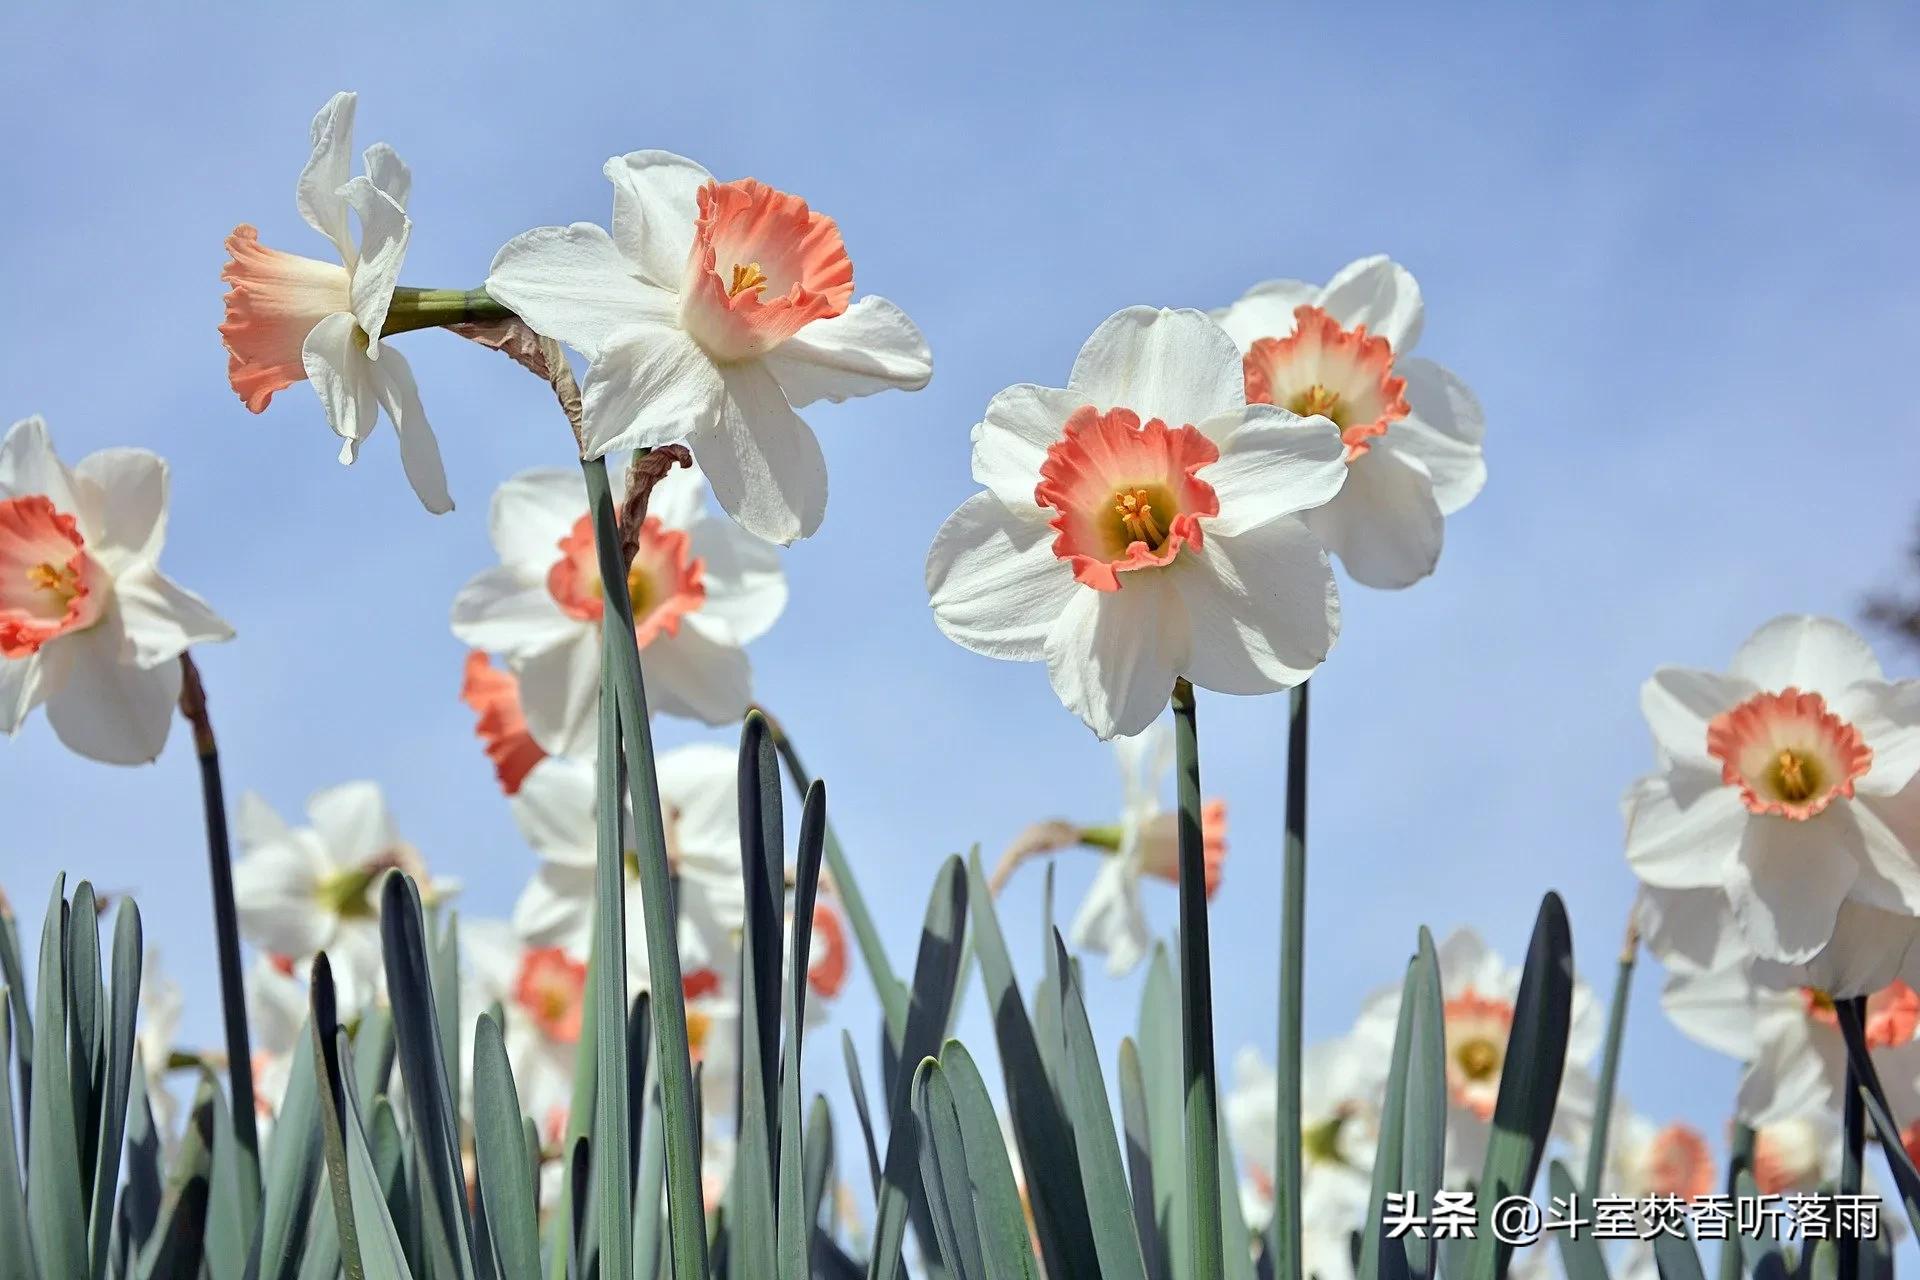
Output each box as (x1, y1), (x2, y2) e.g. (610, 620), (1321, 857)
(1227, 1040), (1382, 1280)
(1575, 1102), (1718, 1280)
(461, 918), (587, 1145)
(451, 459), (784, 755)
(1353, 927), (1601, 1179)
(509, 747), (744, 987)
(926, 307), (1347, 739)
(486, 152), (932, 545)
(230, 780), (456, 1013)
(1067, 720), (1227, 976)
(220, 91), (450, 513)
(0, 417), (232, 764)
(246, 955), (311, 1147)
(1626, 615), (1920, 964)
(135, 948), (185, 1149)
(1211, 256), (1485, 589)
(460, 651), (548, 797)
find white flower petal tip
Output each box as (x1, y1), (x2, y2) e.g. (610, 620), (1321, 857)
(491, 161), (928, 543)
(1626, 615), (1920, 967)
(452, 461), (784, 752)
(0, 418), (231, 765)
(1215, 256), (1482, 591)
(927, 308), (1342, 739)
(223, 94), (448, 512)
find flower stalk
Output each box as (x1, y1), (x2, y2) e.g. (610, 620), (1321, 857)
(1173, 677), (1223, 1278)
(381, 287), (515, 337)
(1840, 998), (1866, 1280)
(1582, 913), (1639, 1196)
(176, 652), (260, 1208)
(1272, 679), (1309, 1280)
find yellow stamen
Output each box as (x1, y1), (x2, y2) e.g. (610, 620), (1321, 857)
(1113, 488), (1169, 550)
(1457, 1038), (1500, 1081)
(1772, 749), (1820, 803)
(27, 561), (78, 602)
(728, 262), (769, 298)
(1287, 383), (1344, 424)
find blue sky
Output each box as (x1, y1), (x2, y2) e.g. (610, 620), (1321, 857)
(4, 0), (1920, 1220)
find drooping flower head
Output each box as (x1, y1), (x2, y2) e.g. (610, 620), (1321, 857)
(486, 151), (932, 544)
(220, 91), (450, 513)
(1213, 257), (1486, 589)
(0, 417), (232, 763)
(461, 651), (548, 796)
(1626, 615), (1920, 964)
(927, 307), (1348, 739)
(452, 459), (785, 756)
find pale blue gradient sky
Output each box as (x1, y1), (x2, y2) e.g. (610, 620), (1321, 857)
(4, 0), (1919, 1218)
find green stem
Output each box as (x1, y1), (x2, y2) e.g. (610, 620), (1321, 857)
(1272, 680), (1308, 1280)
(1840, 998), (1866, 1280)
(382, 287), (515, 337)
(177, 654), (260, 1207)
(1718, 1121), (1754, 1280)
(1581, 920), (1638, 1196)
(756, 707), (909, 1041)
(584, 457), (711, 1279)
(1174, 678), (1223, 1279)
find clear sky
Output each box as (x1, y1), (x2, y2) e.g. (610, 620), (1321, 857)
(4, 0), (1919, 1223)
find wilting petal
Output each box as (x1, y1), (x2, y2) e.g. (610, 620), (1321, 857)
(296, 91), (357, 262)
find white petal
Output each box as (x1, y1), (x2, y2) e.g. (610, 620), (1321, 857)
(579, 324), (727, 458)
(642, 456), (706, 530)
(694, 362), (827, 546)
(514, 866), (594, 950)
(1846, 791), (1920, 913)
(112, 564), (233, 667)
(511, 757), (597, 866)
(1067, 307), (1247, 429)
(489, 468), (587, 571)
(640, 618), (752, 725)
(0, 417), (80, 510)
(1299, 448), (1444, 590)
(1737, 1024), (1836, 1128)
(486, 224), (677, 363)
(655, 742), (741, 864)
(68, 447), (168, 573)
(1197, 405), (1348, 536)
(516, 628), (603, 758)
(926, 492), (1077, 662)
(687, 517), (787, 645)
(232, 837), (335, 957)
(1392, 358), (1485, 515)
(1210, 278), (1317, 351)
(235, 791), (293, 851)
(1639, 667), (1753, 772)
(969, 383), (1084, 511)
(361, 142), (411, 209)
(1172, 519), (1338, 694)
(1848, 679), (1920, 796)
(1754, 901), (1920, 999)
(297, 92), (357, 263)
(1635, 885), (1747, 973)
(604, 150), (711, 290)
(1068, 860), (1152, 978)
(341, 176), (409, 346)
(1316, 256), (1424, 352)
(1623, 770), (1748, 888)
(1659, 960), (1760, 1061)
(42, 616), (181, 764)
(1113, 722), (1174, 804)
(301, 312), (379, 451)
(307, 781), (397, 866)
(0, 652), (46, 736)
(1044, 574), (1187, 740)
(762, 297), (932, 407)
(1729, 615), (1883, 693)
(449, 565), (578, 657)
(370, 348), (452, 514)
(1727, 808), (1860, 963)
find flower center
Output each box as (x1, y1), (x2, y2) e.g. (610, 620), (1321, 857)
(515, 947), (587, 1044)
(679, 178), (853, 362)
(548, 514), (707, 648)
(1242, 305), (1409, 459)
(1035, 407), (1221, 592)
(1442, 987), (1514, 1119)
(0, 495), (106, 658)
(1706, 688), (1872, 821)
(1303, 1110), (1350, 1165)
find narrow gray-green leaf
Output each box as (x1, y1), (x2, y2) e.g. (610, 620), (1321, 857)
(1138, 946), (1188, 1280)
(778, 781), (827, 1280)
(843, 1031), (883, 1198)
(0, 995), (35, 1280)
(941, 1041), (1040, 1280)
(1403, 928), (1446, 1280)
(1119, 1038), (1165, 1280)
(27, 878), (84, 1279)
(913, 1059), (990, 1280)
(1056, 932), (1148, 1280)
(1358, 957), (1416, 1280)
(248, 1009), (322, 1280)
(473, 1014), (540, 1280)
(1547, 1163), (1610, 1280)
(87, 899), (140, 1280)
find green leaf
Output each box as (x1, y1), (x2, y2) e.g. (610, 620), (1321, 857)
(633, 1075), (667, 1280)
(803, 1094), (836, 1264)
(114, 1057), (163, 1269)
(249, 1006), (322, 1280)
(582, 455), (705, 1280)
(842, 1030), (883, 1197)
(1358, 958), (1416, 1280)
(1118, 1038), (1165, 1280)
(0, 905), (31, 1142)
(867, 856), (968, 1280)
(1465, 894), (1574, 1280)
(1137, 947), (1188, 1280)
(941, 1042), (1039, 1280)
(1546, 1163), (1610, 1280)
(732, 715), (784, 1280)
(589, 614), (633, 1280)
(1055, 933), (1149, 1280)
(66, 882), (104, 1219)
(912, 1058), (990, 1280)
(777, 781), (828, 1280)
(963, 849), (1100, 1280)
(337, 1030), (417, 1280)
(204, 1080), (249, 1280)
(1582, 939), (1637, 1198)
(1270, 679), (1309, 1280)
(1402, 929), (1446, 1280)
(378, 873), (477, 1279)
(1171, 679), (1222, 1280)
(472, 1013), (540, 1279)
(0, 991), (36, 1280)
(86, 898), (140, 1280)
(135, 1078), (215, 1280)
(1653, 1225), (1708, 1280)
(1832, 1001), (1920, 1238)
(27, 878), (85, 1279)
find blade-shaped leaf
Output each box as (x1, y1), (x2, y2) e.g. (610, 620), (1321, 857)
(731, 714), (784, 1280)
(778, 781), (827, 1280)
(1138, 946), (1189, 1280)
(0, 994), (34, 1280)
(87, 899), (141, 1280)
(1547, 1163), (1610, 1280)
(473, 1014), (541, 1279)
(134, 1078), (215, 1280)
(1056, 932), (1148, 1280)
(1358, 958), (1416, 1280)
(940, 1041), (1040, 1280)
(913, 1058), (990, 1280)
(844, 1030), (883, 1198)
(1403, 929), (1446, 1280)
(1119, 1038), (1165, 1280)
(27, 878), (85, 1278)
(248, 1007), (322, 1280)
